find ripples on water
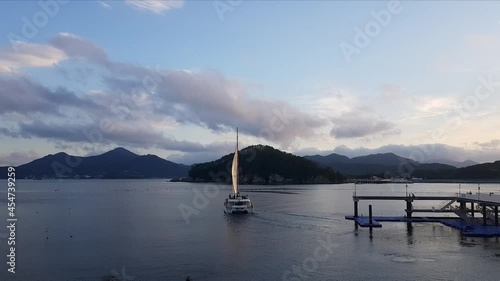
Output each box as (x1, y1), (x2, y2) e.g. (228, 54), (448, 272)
(0, 181), (499, 281)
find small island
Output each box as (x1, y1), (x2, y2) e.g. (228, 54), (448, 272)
(179, 145), (344, 184)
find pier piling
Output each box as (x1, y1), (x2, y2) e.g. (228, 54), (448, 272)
(406, 199), (413, 219)
(369, 205), (373, 225)
(354, 200), (359, 218)
(482, 205), (487, 226)
(495, 206), (499, 226)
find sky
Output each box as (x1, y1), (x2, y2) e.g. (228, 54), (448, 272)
(1, 0), (500, 166)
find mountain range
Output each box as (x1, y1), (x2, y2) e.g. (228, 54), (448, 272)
(303, 153), (454, 177)
(0, 147), (190, 179)
(303, 152), (500, 180)
(0, 146), (498, 181)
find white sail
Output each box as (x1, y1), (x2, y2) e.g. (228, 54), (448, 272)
(224, 127), (253, 214)
(231, 128), (239, 194)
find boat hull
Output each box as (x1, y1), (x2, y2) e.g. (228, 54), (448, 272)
(224, 204), (254, 214)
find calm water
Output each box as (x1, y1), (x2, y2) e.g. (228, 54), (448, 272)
(0, 180), (499, 281)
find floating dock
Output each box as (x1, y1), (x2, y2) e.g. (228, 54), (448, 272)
(353, 217), (382, 227)
(345, 191), (500, 237)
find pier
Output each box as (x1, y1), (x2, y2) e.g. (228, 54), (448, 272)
(346, 192), (500, 237)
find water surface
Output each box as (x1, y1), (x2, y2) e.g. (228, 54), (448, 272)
(0, 180), (499, 280)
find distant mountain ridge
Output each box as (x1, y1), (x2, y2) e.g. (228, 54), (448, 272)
(304, 152), (456, 177)
(423, 159), (478, 168)
(450, 161), (500, 180)
(304, 152), (500, 180)
(0, 146), (497, 181)
(0, 147), (190, 179)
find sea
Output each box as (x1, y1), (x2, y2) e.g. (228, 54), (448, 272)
(0, 180), (499, 281)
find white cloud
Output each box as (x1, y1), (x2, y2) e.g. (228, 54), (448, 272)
(0, 42), (66, 73)
(416, 97), (456, 113)
(49, 33), (108, 64)
(125, 0), (184, 14)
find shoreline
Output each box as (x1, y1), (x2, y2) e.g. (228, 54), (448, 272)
(6, 178), (500, 184)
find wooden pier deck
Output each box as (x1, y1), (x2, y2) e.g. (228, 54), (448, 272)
(457, 193), (500, 206)
(353, 195), (456, 201)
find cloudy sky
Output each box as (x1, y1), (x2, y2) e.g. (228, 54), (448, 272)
(1, 0), (500, 166)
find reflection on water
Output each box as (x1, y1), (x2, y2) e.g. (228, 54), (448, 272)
(406, 223), (414, 245)
(0, 181), (499, 281)
(225, 214), (246, 250)
(224, 214), (249, 271)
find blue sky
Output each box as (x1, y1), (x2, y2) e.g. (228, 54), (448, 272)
(1, 0), (500, 165)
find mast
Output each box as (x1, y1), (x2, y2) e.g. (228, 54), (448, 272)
(231, 127), (239, 195)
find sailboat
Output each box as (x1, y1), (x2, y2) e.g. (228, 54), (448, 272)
(224, 128), (254, 214)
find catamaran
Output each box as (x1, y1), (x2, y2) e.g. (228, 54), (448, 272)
(224, 128), (254, 214)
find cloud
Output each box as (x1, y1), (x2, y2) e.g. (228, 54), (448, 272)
(46, 33), (326, 145)
(2, 119), (233, 156)
(0, 76), (101, 116)
(1, 33), (325, 153)
(49, 33), (108, 65)
(152, 70), (326, 145)
(13, 120), (172, 148)
(474, 139), (500, 149)
(125, 0), (184, 14)
(49, 33), (162, 78)
(330, 109), (397, 139)
(0, 150), (40, 166)
(416, 97), (456, 113)
(0, 127), (21, 138)
(292, 147), (327, 157)
(101, 69), (325, 145)
(0, 41), (66, 73)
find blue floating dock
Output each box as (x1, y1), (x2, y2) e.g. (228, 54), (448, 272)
(463, 225), (500, 237)
(440, 219), (500, 237)
(346, 215), (444, 223)
(353, 217), (382, 228)
(346, 216), (500, 237)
